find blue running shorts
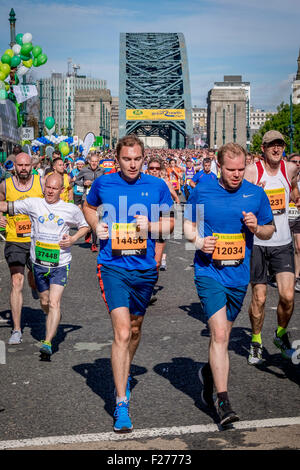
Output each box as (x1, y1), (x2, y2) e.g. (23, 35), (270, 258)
(97, 264), (158, 316)
(33, 263), (71, 293)
(194, 276), (248, 322)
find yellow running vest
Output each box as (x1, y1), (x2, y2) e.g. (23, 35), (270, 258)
(5, 175), (44, 243)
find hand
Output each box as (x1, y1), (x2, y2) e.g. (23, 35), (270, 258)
(134, 215), (149, 234)
(0, 215), (7, 228)
(295, 197), (300, 209)
(258, 180), (266, 189)
(59, 233), (74, 248)
(96, 222), (109, 240)
(242, 211), (258, 234)
(84, 180), (92, 187)
(201, 236), (218, 254)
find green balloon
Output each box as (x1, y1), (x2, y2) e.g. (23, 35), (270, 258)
(61, 144), (69, 156)
(37, 53), (48, 66)
(10, 56), (21, 68)
(59, 141), (66, 150)
(16, 33), (23, 46)
(32, 46), (42, 58)
(0, 71), (6, 81)
(45, 116), (55, 129)
(20, 54), (32, 61)
(33, 57), (38, 67)
(21, 43), (33, 56)
(1, 54), (11, 65)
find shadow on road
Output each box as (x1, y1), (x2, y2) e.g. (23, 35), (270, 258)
(73, 359), (147, 417)
(153, 357), (219, 423)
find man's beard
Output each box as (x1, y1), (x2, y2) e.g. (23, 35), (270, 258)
(16, 171), (30, 180)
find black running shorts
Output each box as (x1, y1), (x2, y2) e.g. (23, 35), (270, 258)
(4, 242), (32, 270)
(250, 242), (295, 284)
(289, 218), (300, 234)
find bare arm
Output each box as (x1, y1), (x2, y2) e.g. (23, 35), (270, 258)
(82, 201), (98, 232)
(287, 162), (300, 207)
(0, 182), (7, 228)
(244, 163), (257, 184)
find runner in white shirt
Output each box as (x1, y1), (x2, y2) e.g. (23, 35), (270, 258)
(0, 173), (89, 359)
(244, 130), (300, 365)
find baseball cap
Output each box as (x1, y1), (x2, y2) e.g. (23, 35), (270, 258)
(4, 160), (14, 170)
(262, 130), (286, 145)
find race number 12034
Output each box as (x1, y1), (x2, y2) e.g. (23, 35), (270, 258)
(151, 454), (192, 465)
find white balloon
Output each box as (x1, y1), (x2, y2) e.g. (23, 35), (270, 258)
(17, 65), (29, 77)
(22, 33), (33, 44)
(12, 44), (21, 55)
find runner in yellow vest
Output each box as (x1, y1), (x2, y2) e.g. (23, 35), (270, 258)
(0, 153), (44, 344)
(47, 157), (73, 203)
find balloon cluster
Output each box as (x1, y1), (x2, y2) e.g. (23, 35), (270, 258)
(0, 32), (47, 101)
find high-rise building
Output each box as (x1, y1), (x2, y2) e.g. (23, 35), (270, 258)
(37, 66), (106, 135)
(207, 76), (250, 149)
(292, 49), (300, 105)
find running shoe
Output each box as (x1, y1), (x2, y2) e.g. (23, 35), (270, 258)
(248, 342), (263, 365)
(113, 400), (133, 433)
(91, 244), (98, 252)
(198, 364), (214, 407)
(295, 281), (300, 293)
(39, 340), (52, 357)
(8, 330), (22, 345)
(114, 375), (132, 401)
(149, 295), (157, 305)
(160, 259), (167, 271)
(85, 232), (92, 243)
(215, 399), (239, 426)
(273, 330), (296, 360)
(31, 288), (39, 300)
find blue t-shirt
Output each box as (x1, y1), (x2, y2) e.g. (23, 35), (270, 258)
(192, 170), (217, 184)
(86, 172), (174, 270)
(184, 179), (273, 287)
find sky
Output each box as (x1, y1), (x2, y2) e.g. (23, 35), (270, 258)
(0, 0), (300, 111)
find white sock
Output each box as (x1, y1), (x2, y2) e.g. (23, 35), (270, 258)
(116, 396), (127, 404)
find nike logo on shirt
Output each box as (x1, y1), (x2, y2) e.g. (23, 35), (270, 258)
(243, 194), (254, 198)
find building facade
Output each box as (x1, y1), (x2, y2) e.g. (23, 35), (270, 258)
(192, 107), (207, 147)
(37, 72), (106, 135)
(74, 89), (112, 146)
(207, 76), (250, 148)
(111, 97), (119, 149)
(292, 49), (300, 105)
(250, 107), (277, 138)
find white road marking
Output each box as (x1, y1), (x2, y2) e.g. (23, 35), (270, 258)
(0, 416), (299, 449)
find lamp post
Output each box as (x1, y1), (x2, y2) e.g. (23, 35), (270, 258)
(289, 94), (294, 154)
(9, 8), (16, 48)
(222, 108), (226, 145)
(67, 95), (73, 137)
(233, 103), (237, 143)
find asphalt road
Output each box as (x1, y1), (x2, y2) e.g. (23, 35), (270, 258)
(0, 208), (299, 451)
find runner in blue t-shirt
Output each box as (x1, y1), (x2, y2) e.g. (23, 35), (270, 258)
(184, 143), (274, 427)
(190, 157), (217, 188)
(83, 135), (174, 433)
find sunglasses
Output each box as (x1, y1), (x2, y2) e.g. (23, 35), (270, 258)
(291, 160), (300, 163)
(148, 166), (161, 170)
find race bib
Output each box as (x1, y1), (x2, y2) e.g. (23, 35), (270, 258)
(212, 233), (246, 267)
(15, 215), (31, 238)
(35, 240), (60, 267)
(288, 202), (299, 220)
(111, 223), (147, 256)
(186, 178), (192, 186)
(76, 186), (84, 193)
(265, 188), (285, 215)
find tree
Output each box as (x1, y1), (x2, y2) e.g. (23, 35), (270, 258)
(250, 102), (300, 155)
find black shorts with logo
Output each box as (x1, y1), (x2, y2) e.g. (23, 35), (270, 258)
(250, 242), (295, 284)
(289, 218), (300, 234)
(4, 242), (32, 270)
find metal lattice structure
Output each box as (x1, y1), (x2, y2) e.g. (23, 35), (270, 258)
(119, 33), (193, 148)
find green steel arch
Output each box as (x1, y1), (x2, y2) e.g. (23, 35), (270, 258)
(119, 33), (193, 148)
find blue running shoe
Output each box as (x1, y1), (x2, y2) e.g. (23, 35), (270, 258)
(113, 400), (133, 433)
(40, 341), (52, 356)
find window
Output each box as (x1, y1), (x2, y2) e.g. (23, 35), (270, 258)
(80, 106), (85, 113)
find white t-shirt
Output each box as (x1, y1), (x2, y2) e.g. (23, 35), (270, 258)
(13, 197), (88, 267)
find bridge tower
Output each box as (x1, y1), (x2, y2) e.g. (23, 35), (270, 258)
(119, 33), (193, 148)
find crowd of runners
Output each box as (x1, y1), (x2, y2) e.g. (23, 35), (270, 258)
(0, 130), (299, 431)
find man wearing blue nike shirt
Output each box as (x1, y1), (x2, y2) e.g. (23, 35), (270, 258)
(83, 135), (174, 433)
(184, 143), (274, 426)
